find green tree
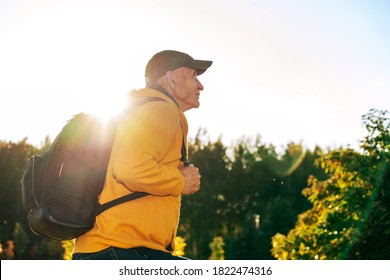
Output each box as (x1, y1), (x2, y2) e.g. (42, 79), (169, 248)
(271, 109), (389, 260)
(347, 109), (390, 259)
(0, 137), (64, 259)
(222, 138), (323, 259)
(0, 139), (38, 246)
(209, 236), (225, 260)
(12, 222), (30, 259)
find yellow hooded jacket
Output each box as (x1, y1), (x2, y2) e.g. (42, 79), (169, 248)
(73, 87), (188, 254)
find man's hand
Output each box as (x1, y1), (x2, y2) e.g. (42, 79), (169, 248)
(179, 164), (201, 195)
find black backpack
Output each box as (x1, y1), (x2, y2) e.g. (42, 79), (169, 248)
(21, 97), (182, 240)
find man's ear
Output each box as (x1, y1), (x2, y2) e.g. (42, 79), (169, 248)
(165, 71), (177, 90)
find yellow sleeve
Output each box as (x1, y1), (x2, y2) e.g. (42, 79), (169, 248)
(112, 101), (185, 196)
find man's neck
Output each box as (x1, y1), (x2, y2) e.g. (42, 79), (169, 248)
(148, 83), (180, 108)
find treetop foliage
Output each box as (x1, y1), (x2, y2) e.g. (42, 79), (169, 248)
(271, 109), (389, 260)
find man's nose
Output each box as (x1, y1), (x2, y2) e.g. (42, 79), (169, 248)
(196, 79), (204, 91)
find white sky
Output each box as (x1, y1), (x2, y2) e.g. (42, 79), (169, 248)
(1, 0), (389, 150)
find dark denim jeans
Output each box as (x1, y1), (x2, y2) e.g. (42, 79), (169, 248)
(72, 247), (189, 260)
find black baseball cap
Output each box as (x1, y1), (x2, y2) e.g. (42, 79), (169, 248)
(145, 50), (213, 84)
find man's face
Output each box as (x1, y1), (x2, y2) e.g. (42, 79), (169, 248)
(172, 67), (204, 112)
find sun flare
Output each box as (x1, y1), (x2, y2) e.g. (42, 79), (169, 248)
(81, 91), (130, 122)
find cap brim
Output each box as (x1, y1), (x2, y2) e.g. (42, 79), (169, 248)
(186, 60), (213, 75)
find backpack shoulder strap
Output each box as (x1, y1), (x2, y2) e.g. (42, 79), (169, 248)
(96, 192), (149, 215)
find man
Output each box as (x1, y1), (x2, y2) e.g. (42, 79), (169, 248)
(72, 50), (212, 260)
